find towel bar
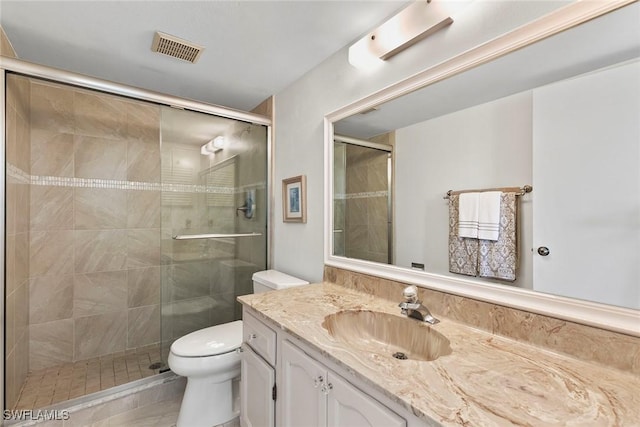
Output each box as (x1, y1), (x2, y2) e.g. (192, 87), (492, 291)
(444, 185), (532, 199)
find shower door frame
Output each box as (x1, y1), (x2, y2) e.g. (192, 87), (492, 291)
(0, 56), (273, 412)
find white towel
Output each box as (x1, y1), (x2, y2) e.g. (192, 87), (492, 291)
(458, 192), (479, 238)
(477, 191), (501, 241)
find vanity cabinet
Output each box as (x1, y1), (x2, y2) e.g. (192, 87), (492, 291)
(240, 345), (275, 427)
(280, 340), (406, 427)
(240, 308), (407, 427)
(240, 312), (277, 427)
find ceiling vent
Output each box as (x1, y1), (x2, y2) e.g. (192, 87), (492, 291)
(151, 32), (204, 64)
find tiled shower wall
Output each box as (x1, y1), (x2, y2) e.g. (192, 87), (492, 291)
(342, 142), (390, 264)
(5, 75), (31, 410)
(23, 78), (162, 372)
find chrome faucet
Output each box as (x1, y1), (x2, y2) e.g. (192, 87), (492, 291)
(398, 286), (440, 325)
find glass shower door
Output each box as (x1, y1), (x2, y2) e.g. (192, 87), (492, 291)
(160, 107), (268, 365)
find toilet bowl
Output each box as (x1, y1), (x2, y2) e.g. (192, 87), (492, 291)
(169, 320), (242, 427)
(168, 269), (309, 427)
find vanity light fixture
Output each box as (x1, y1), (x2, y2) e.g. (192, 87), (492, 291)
(200, 136), (225, 155)
(349, 0), (453, 69)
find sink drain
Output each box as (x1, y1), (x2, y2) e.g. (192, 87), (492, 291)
(392, 352), (408, 360)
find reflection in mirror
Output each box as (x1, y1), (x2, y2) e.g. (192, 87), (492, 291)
(333, 135), (393, 264)
(331, 2), (640, 310)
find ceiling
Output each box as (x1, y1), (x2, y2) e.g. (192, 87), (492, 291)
(0, 0), (408, 112)
(334, 1), (640, 139)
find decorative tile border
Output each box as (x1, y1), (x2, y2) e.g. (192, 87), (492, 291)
(6, 163), (265, 194)
(334, 190), (388, 200)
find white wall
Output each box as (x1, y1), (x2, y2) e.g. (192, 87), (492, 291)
(272, 1), (570, 282)
(394, 91), (533, 288)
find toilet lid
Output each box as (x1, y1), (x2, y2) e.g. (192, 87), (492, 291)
(171, 320), (243, 357)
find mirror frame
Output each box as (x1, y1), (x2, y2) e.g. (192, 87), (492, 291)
(324, 0), (639, 337)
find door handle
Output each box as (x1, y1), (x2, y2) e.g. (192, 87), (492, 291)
(537, 246), (550, 256)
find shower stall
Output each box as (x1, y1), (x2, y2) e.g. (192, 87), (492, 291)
(2, 61), (270, 412)
(333, 135), (393, 264)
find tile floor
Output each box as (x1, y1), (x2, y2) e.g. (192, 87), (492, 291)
(99, 397), (240, 427)
(14, 345), (163, 410)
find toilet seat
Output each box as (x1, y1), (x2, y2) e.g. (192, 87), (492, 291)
(171, 320), (243, 357)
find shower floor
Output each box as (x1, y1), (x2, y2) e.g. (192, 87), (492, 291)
(13, 344), (164, 410)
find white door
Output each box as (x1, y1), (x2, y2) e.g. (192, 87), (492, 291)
(326, 373), (405, 427)
(240, 345), (275, 427)
(280, 340), (327, 427)
(532, 60), (640, 309)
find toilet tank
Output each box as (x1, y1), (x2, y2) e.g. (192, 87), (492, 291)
(252, 269), (309, 294)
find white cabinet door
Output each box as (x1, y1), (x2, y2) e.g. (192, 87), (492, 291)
(326, 373), (406, 427)
(240, 345), (275, 427)
(280, 340), (327, 427)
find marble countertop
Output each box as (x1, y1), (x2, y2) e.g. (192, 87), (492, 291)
(238, 282), (639, 426)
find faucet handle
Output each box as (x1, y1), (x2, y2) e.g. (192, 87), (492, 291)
(402, 286), (418, 303)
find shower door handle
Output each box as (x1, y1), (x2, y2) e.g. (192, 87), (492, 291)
(172, 232), (263, 240)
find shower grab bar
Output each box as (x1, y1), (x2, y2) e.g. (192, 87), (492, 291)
(172, 232), (263, 240)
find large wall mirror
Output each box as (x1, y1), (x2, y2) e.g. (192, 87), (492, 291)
(325, 0), (640, 335)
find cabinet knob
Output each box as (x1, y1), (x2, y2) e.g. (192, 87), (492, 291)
(321, 382), (333, 395)
(236, 347), (244, 354)
(248, 333), (257, 341)
(313, 376), (324, 388)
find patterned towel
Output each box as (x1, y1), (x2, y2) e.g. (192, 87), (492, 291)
(448, 192), (518, 281)
(479, 192), (517, 281)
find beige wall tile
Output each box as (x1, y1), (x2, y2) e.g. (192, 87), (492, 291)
(0, 26), (17, 58)
(30, 130), (74, 177)
(16, 105), (31, 172)
(74, 230), (127, 273)
(6, 106), (17, 165)
(74, 135), (127, 180)
(31, 186), (74, 231)
(74, 90), (128, 140)
(9, 75), (31, 122)
(74, 188), (126, 230)
(126, 229), (160, 268)
(125, 101), (160, 142)
(6, 290), (16, 353)
(29, 275), (74, 324)
(30, 231), (74, 277)
(30, 81), (75, 133)
(127, 305), (160, 349)
(15, 281), (29, 341)
(15, 231), (30, 284)
(6, 234), (16, 295)
(74, 271), (127, 317)
(16, 180), (30, 233)
(127, 190), (161, 229)
(6, 182), (17, 237)
(128, 266), (161, 308)
(5, 350), (17, 410)
(30, 319), (73, 370)
(74, 311), (127, 360)
(127, 139), (160, 183)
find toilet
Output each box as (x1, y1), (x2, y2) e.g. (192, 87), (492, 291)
(168, 269), (309, 427)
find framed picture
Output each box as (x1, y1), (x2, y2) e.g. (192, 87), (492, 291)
(282, 175), (307, 223)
